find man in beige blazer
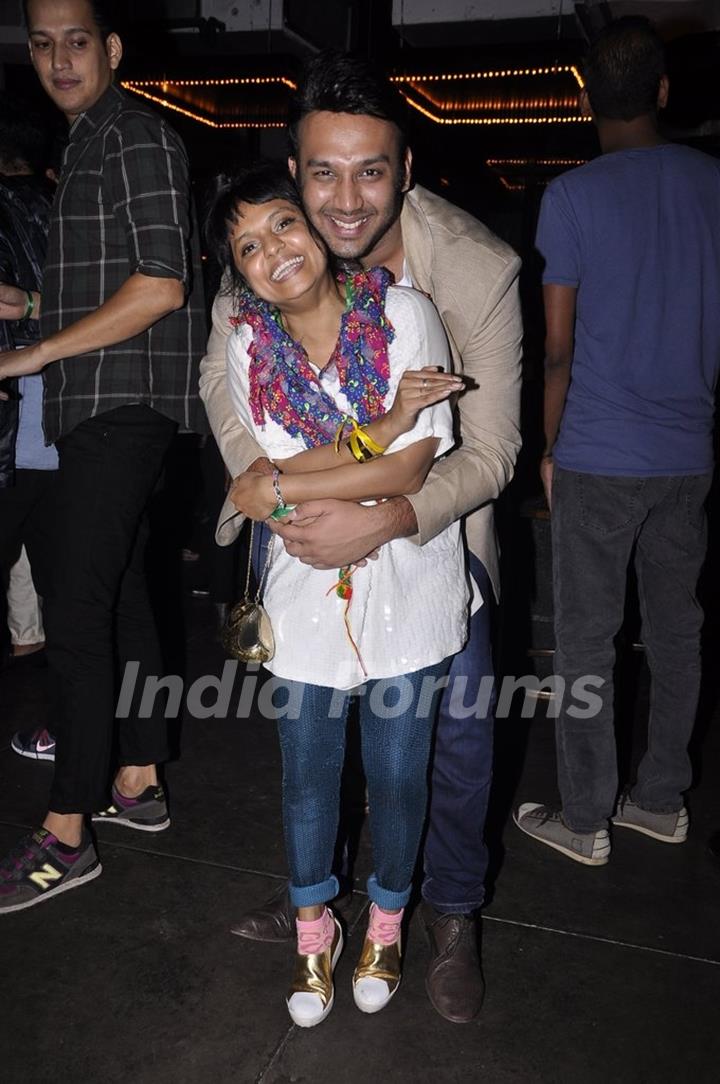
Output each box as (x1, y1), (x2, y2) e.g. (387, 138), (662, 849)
(200, 53), (522, 1023)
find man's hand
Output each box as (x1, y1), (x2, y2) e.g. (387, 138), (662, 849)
(271, 499), (380, 568)
(540, 454), (554, 509)
(0, 345), (47, 387)
(270, 497), (417, 570)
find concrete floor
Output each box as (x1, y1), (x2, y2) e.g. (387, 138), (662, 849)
(1, 590), (719, 1084)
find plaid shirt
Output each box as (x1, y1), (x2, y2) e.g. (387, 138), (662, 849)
(41, 84), (208, 442)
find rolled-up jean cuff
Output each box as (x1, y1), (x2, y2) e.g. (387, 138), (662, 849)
(289, 875), (339, 909)
(367, 874), (412, 911)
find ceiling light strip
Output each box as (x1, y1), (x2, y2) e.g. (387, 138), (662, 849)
(408, 86), (582, 111)
(486, 158), (588, 166)
(391, 65), (584, 86)
(124, 77), (297, 89)
(499, 177), (527, 192)
(400, 92), (590, 125)
(122, 84), (285, 128)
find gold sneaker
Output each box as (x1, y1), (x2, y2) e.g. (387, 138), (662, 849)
(286, 912), (343, 1028)
(352, 927), (402, 1014)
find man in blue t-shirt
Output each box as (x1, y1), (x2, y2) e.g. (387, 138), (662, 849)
(514, 16), (720, 864)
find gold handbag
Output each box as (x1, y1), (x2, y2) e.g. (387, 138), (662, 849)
(221, 523), (275, 663)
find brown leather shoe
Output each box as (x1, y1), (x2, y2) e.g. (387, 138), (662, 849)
(421, 902), (485, 1023)
(230, 882), (294, 943)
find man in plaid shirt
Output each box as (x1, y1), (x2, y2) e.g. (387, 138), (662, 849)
(0, 0), (207, 913)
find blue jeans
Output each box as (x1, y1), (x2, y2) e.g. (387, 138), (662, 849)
(275, 660), (451, 910)
(552, 469), (711, 833)
(254, 526), (495, 913)
(422, 555), (495, 914)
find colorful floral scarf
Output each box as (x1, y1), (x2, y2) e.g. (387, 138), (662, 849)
(232, 266), (395, 450)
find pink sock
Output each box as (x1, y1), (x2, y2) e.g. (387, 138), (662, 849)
(367, 903), (403, 946)
(296, 907), (335, 955)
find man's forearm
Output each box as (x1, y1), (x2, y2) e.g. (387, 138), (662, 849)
(406, 263), (523, 546)
(376, 495), (418, 543)
(405, 429), (519, 546)
(271, 494), (418, 570)
(540, 360), (570, 509)
(34, 272), (183, 366)
(543, 362), (571, 457)
(541, 283), (576, 457)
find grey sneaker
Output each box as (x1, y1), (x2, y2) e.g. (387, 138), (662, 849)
(611, 795), (688, 843)
(0, 828), (102, 914)
(92, 783), (170, 832)
(514, 803), (611, 866)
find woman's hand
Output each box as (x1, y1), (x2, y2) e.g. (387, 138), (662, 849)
(385, 366), (463, 436)
(228, 470), (277, 520)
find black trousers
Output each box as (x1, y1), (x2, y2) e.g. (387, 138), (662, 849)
(0, 469), (57, 597)
(44, 405), (177, 813)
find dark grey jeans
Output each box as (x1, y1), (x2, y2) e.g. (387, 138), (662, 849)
(551, 467), (712, 833)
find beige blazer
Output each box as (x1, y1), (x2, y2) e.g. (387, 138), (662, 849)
(198, 184), (522, 599)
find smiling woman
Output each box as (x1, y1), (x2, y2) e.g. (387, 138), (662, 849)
(203, 159), (470, 1031)
(229, 201), (328, 310)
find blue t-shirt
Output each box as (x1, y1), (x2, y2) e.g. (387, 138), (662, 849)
(536, 144), (720, 475)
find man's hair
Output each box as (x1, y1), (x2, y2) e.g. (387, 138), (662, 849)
(584, 16), (666, 121)
(287, 51), (409, 164)
(204, 160), (312, 302)
(23, 0), (120, 42)
(0, 93), (51, 175)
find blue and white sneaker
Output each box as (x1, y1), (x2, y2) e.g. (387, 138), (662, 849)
(10, 727), (56, 762)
